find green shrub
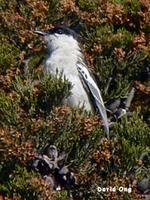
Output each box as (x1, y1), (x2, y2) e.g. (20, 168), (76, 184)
(0, 165), (41, 199)
(96, 25), (134, 51)
(39, 73), (72, 113)
(123, 0), (143, 14)
(93, 51), (149, 99)
(78, 0), (100, 11)
(0, 92), (18, 126)
(0, 38), (20, 73)
(13, 73), (72, 116)
(113, 111), (150, 173)
(1, 0), (150, 199)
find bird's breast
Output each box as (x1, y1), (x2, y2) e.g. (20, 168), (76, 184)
(44, 52), (93, 111)
(45, 53), (79, 77)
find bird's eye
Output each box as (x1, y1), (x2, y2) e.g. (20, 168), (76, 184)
(56, 29), (63, 34)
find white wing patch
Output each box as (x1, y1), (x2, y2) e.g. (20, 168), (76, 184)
(77, 62), (109, 137)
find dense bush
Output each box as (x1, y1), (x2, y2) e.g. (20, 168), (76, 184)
(0, 0), (150, 199)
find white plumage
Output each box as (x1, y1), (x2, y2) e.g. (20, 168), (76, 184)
(34, 26), (109, 136)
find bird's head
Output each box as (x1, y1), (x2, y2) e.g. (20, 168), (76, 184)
(34, 26), (79, 52)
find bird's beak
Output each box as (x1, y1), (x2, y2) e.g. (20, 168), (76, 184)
(34, 30), (48, 36)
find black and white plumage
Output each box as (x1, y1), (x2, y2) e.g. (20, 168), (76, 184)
(34, 26), (109, 136)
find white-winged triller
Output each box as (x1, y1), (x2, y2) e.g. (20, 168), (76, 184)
(34, 26), (109, 137)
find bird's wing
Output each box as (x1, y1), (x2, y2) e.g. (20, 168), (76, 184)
(77, 62), (109, 137)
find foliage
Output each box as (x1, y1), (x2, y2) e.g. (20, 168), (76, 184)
(0, 165), (54, 199)
(13, 73), (71, 116)
(0, 38), (20, 73)
(0, 0), (150, 199)
(78, 0), (100, 11)
(0, 92), (18, 126)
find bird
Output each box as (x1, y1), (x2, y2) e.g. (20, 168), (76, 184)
(34, 26), (109, 136)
